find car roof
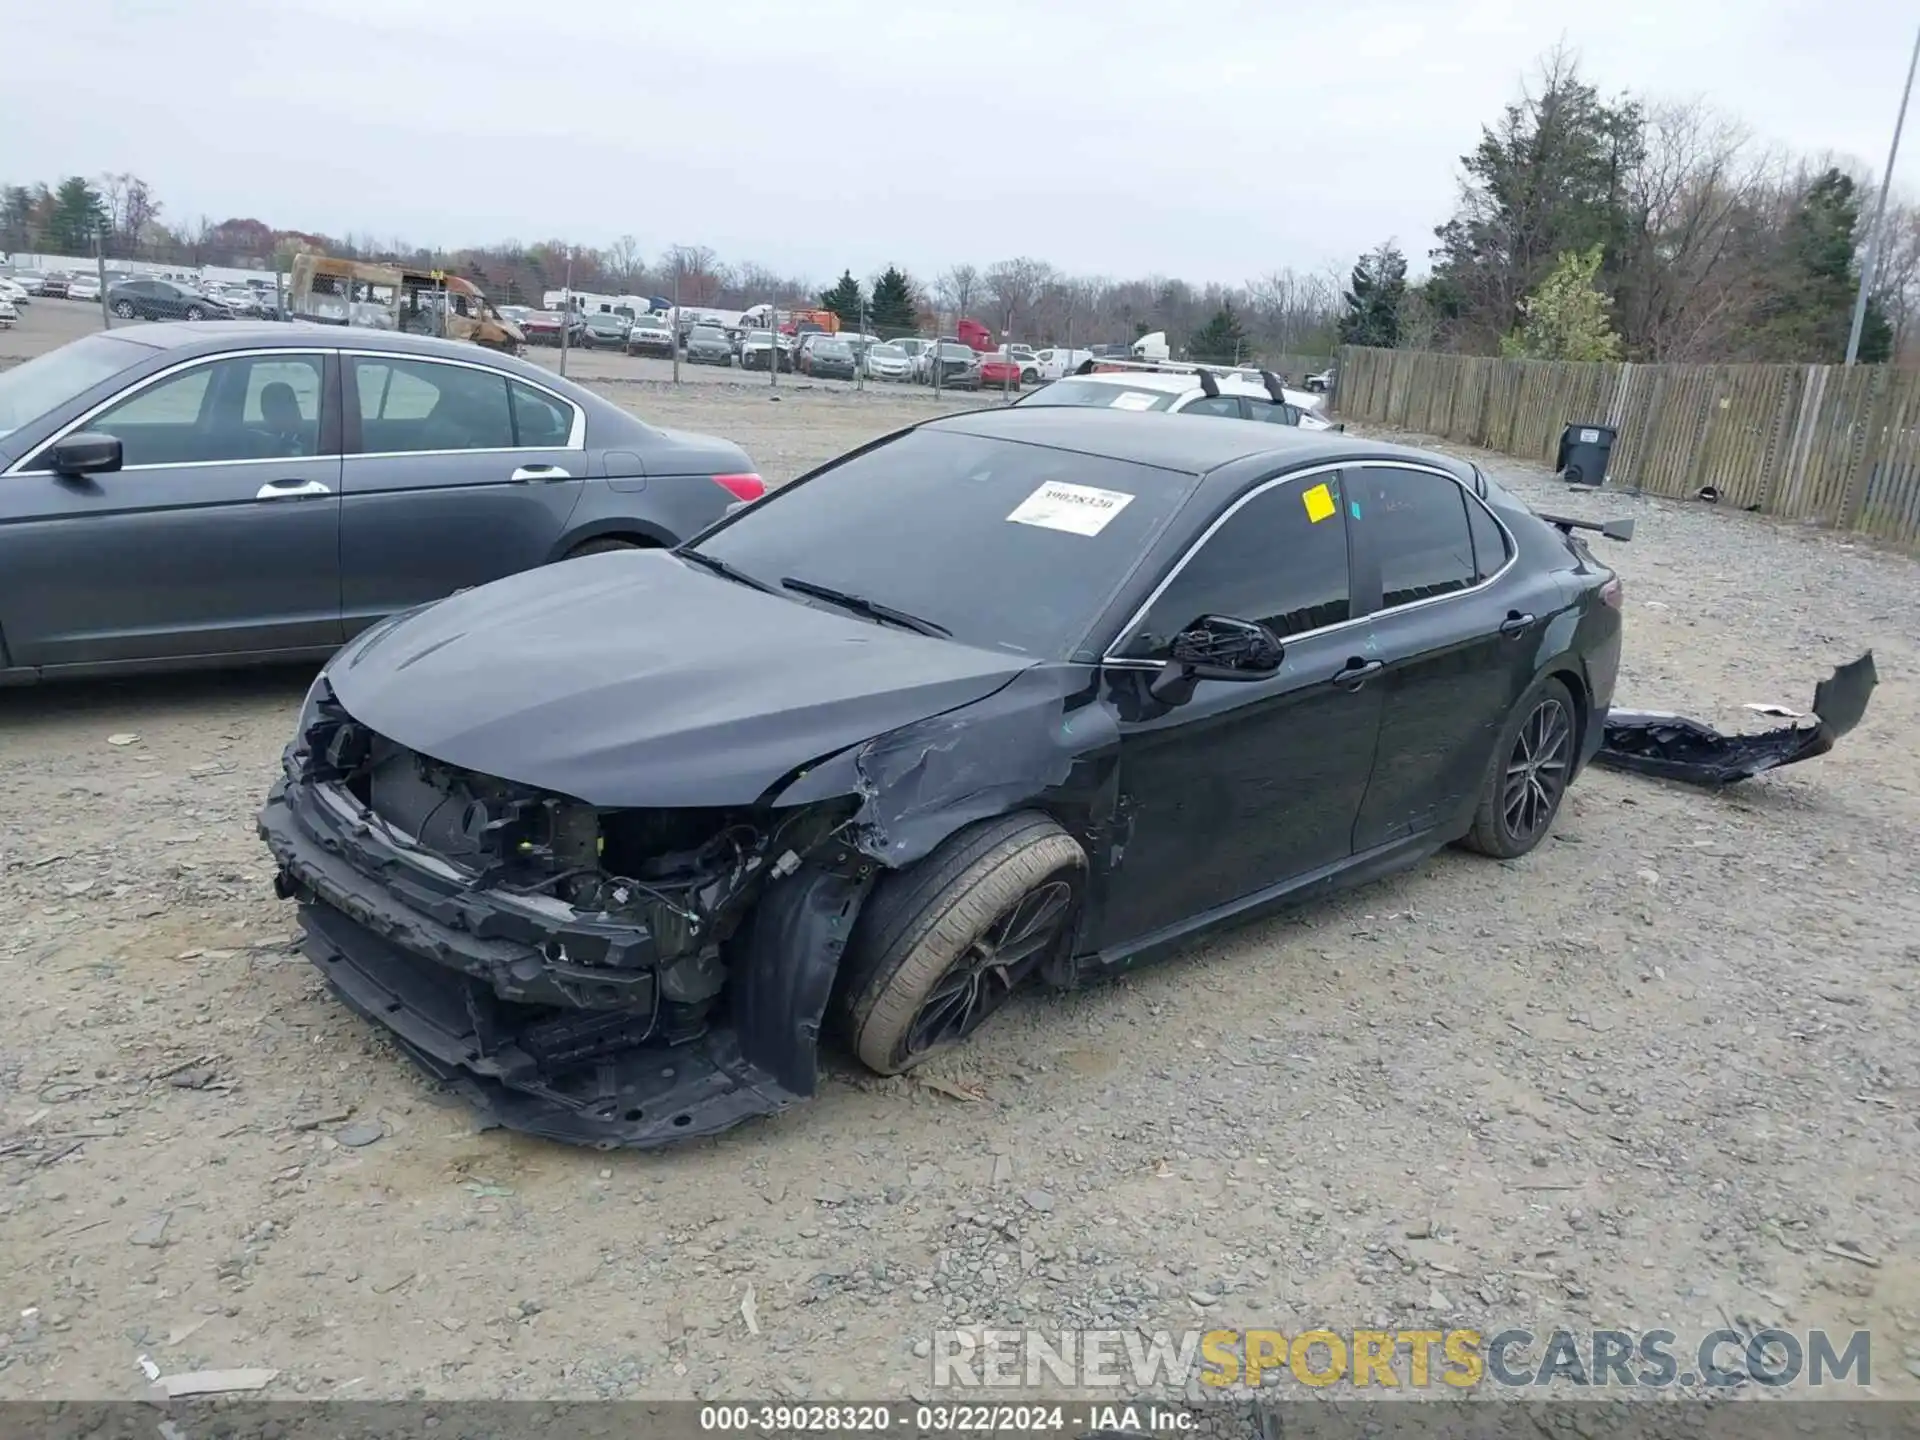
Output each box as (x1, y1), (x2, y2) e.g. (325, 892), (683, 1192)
(926, 405), (1477, 482)
(112, 322), (628, 411)
(128, 322), (508, 362)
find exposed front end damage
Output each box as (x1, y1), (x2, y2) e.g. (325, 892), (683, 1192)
(258, 666), (1104, 1148)
(259, 681), (880, 1148)
(1595, 651), (1877, 787)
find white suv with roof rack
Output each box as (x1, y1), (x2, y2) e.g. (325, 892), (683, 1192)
(1011, 358), (1339, 430)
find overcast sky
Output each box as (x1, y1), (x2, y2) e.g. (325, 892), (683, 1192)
(8, 0), (1915, 286)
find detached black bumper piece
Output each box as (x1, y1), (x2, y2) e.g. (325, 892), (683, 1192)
(260, 781), (861, 1150)
(1595, 651), (1876, 787)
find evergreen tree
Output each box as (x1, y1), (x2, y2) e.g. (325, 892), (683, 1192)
(0, 186), (34, 253)
(1429, 51), (1641, 350)
(868, 265), (918, 334)
(1188, 304), (1248, 364)
(1755, 169), (1892, 362)
(46, 176), (108, 253)
(1338, 242), (1409, 347)
(818, 270), (865, 326)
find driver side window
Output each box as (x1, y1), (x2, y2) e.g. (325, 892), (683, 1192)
(73, 353), (325, 467)
(1120, 473), (1351, 659)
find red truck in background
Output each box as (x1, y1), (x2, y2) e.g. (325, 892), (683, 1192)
(956, 316), (994, 352)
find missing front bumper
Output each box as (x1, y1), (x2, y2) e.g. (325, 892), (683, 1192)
(261, 779), (867, 1149)
(1595, 651), (1877, 787)
(298, 898), (802, 1149)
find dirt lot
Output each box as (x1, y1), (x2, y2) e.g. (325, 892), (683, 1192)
(3, 299), (1919, 1403)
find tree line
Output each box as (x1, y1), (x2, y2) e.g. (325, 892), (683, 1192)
(16, 49), (1906, 369)
(1334, 48), (1919, 366)
(1, 177), (1342, 362)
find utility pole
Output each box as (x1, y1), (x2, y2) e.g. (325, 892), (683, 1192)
(857, 292), (867, 391)
(1002, 304), (1013, 402)
(769, 299), (779, 390)
(558, 248), (573, 378)
(94, 229), (110, 330)
(671, 260), (682, 385)
(1848, 22), (1920, 365)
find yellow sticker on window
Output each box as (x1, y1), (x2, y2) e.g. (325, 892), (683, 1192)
(1302, 482), (1336, 524)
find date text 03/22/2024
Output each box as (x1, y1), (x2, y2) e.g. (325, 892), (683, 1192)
(697, 1403), (1196, 1434)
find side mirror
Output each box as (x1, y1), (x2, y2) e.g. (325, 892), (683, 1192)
(1149, 614), (1284, 703)
(48, 431), (123, 477)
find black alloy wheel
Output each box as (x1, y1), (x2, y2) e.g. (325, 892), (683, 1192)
(1502, 692), (1572, 844)
(903, 879), (1075, 1060)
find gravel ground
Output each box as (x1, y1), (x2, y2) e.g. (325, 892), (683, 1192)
(2, 302), (1918, 1405)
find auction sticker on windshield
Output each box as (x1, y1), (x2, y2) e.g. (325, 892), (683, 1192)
(1108, 392), (1159, 411)
(1006, 481), (1136, 536)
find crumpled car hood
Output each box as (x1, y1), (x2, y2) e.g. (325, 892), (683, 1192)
(326, 550), (1034, 806)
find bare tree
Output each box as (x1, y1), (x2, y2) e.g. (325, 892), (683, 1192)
(934, 263), (980, 323)
(605, 234), (645, 289)
(1611, 100), (1773, 360)
(983, 257), (1056, 337)
(98, 172), (160, 251)
(1245, 267), (1341, 358)
(1868, 199), (1920, 362)
(664, 243), (728, 304)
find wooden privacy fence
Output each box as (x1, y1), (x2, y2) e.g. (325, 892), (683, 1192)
(1332, 346), (1920, 552)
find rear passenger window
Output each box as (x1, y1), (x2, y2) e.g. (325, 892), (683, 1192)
(1243, 400), (1301, 426)
(1178, 395), (1244, 418)
(352, 357), (513, 453)
(1466, 496), (1510, 580)
(508, 380), (572, 447)
(1355, 467), (1477, 609)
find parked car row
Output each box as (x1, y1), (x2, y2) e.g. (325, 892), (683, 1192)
(2, 268), (280, 319)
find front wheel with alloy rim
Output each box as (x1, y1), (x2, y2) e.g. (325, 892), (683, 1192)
(183, 305), (205, 321)
(1460, 676), (1578, 859)
(112, 300), (136, 319)
(838, 812), (1085, 1075)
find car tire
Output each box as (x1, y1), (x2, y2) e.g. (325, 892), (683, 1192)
(563, 537), (647, 559)
(112, 300), (136, 319)
(1459, 675), (1579, 860)
(1021, 368), (1038, 384)
(184, 305), (206, 321)
(838, 812), (1085, 1076)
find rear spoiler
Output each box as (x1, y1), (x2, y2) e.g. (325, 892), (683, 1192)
(1537, 511), (1634, 542)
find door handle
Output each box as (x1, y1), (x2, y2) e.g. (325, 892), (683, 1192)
(1332, 658), (1384, 689)
(255, 478), (331, 500)
(511, 464), (573, 482)
(1498, 610), (1536, 638)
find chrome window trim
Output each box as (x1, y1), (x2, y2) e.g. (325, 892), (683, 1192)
(1098, 460), (1517, 667)
(342, 349), (588, 451)
(4, 347), (332, 476)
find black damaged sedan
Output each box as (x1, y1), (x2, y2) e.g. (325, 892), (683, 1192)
(260, 407), (1624, 1148)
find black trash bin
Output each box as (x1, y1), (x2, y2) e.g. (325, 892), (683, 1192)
(1556, 422), (1617, 487)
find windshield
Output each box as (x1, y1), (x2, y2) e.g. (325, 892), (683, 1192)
(692, 326), (725, 341)
(0, 332), (154, 439)
(937, 343), (974, 359)
(1013, 378), (1178, 412)
(688, 428), (1198, 660)
(814, 340), (851, 357)
(871, 343), (906, 359)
